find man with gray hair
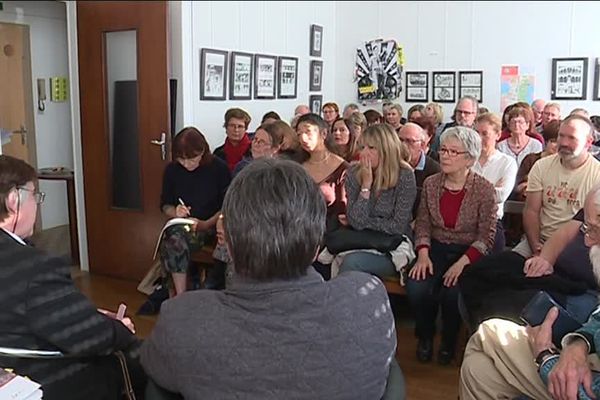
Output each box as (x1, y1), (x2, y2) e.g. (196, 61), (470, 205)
(531, 99), (546, 127)
(460, 185), (600, 400)
(342, 102), (360, 119)
(142, 159), (404, 399)
(537, 102), (562, 133)
(434, 96), (479, 151)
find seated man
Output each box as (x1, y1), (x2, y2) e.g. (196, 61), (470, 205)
(460, 115), (600, 325)
(0, 155), (144, 400)
(141, 159), (403, 399)
(460, 186), (600, 400)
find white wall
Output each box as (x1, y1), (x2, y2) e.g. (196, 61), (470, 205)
(335, 1), (600, 121)
(0, 1), (71, 229)
(176, 1), (337, 149)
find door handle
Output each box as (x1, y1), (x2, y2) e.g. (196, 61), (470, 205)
(12, 125), (27, 145)
(150, 132), (166, 160)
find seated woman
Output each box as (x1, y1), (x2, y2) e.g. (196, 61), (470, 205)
(423, 102), (444, 153)
(330, 117), (359, 162)
(498, 102), (545, 144)
(497, 106), (544, 166)
(472, 112), (518, 253)
(233, 122), (285, 176)
(513, 120), (560, 200)
(338, 123), (417, 278)
(213, 108), (252, 172)
(321, 102), (340, 129)
(364, 109), (384, 126)
(159, 127), (231, 296)
(407, 104), (425, 122)
(406, 126), (497, 365)
(141, 159), (404, 400)
(384, 103), (404, 133)
(347, 110), (367, 140)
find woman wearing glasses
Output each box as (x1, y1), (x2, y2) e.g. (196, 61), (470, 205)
(214, 108), (252, 172)
(497, 106), (543, 166)
(406, 126), (497, 366)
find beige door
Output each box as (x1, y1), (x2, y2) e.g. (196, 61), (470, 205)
(0, 22), (36, 163)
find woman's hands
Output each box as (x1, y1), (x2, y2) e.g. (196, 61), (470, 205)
(442, 255), (470, 287)
(359, 155), (373, 190)
(409, 249), (433, 281)
(175, 204), (191, 218)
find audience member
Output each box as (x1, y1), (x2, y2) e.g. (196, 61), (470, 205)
(214, 108), (252, 172)
(477, 106), (489, 115)
(407, 127), (497, 365)
(338, 123), (417, 278)
(342, 102), (360, 118)
(413, 115), (440, 161)
(432, 96), (478, 152)
(294, 104), (311, 116)
(459, 187), (600, 400)
(322, 102), (340, 128)
(497, 106), (543, 166)
(271, 120), (302, 162)
(347, 110), (368, 140)
(365, 109), (384, 126)
(330, 117), (359, 162)
(384, 103), (404, 133)
(160, 127), (231, 295)
(472, 113), (518, 253)
(398, 123), (440, 216)
(261, 111), (281, 125)
(233, 122), (284, 176)
(537, 102), (561, 133)
(498, 103), (545, 144)
(531, 98), (546, 127)
(423, 102), (445, 153)
(407, 104), (425, 122)
(570, 107), (590, 118)
(0, 155), (146, 399)
(514, 120), (560, 200)
(142, 159), (403, 400)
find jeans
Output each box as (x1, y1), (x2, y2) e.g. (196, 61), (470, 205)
(492, 219), (505, 254)
(565, 290), (599, 324)
(338, 251), (397, 278)
(406, 240), (469, 349)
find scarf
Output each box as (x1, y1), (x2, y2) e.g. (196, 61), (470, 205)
(223, 134), (251, 172)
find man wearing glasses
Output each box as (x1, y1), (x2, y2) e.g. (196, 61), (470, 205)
(0, 155), (145, 399)
(432, 96), (479, 152)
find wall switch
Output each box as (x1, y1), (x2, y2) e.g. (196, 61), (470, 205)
(50, 77), (68, 102)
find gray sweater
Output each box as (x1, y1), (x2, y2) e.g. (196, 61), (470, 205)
(346, 166), (417, 236)
(141, 268), (396, 399)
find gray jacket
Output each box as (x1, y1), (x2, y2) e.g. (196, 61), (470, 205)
(141, 267), (396, 399)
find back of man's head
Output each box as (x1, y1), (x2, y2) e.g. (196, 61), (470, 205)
(0, 155), (36, 222)
(222, 159), (326, 281)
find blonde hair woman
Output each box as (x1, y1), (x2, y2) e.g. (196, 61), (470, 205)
(338, 123), (417, 278)
(424, 102), (445, 152)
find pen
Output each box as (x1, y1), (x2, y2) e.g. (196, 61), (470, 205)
(178, 198), (186, 207)
(116, 303), (127, 320)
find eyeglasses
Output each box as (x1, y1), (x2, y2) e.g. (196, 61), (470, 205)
(510, 119), (528, 125)
(252, 138), (272, 147)
(227, 123), (246, 131)
(580, 222), (600, 238)
(18, 187), (45, 204)
(456, 109), (475, 116)
(399, 137), (422, 145)
(439, 148), (469, 157)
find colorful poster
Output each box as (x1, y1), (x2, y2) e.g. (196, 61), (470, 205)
(355, 39), (403, 101)
(500, 65), (536, 111)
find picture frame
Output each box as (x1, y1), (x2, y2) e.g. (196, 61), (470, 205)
(551, 57), (588, 100)
(593, 58), (600, 101)
(310, 24), (323, 57)
(200, 48), (228, 100)
(309, 60), (323, 92)
(432, 71), (455, 103)
(405, 71), (429, 102)
(277, 56), (298, 99)
(309, 94), (323, 115)
(458, 71), (483, 102)
(254, 54), (277, 99)
(229, 51), (253, 100)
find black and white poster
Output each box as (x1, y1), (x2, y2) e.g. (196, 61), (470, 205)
(551, 58), (588, 100)
(355, 39), (403, 101)
(229, 52), (253, 100)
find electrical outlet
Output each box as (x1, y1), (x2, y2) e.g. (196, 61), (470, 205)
(50, 77), (68, 102)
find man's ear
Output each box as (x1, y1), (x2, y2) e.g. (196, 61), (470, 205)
(5, 188), (20, 214)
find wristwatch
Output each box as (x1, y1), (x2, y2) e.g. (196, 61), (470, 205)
(534, 348), (559, 368)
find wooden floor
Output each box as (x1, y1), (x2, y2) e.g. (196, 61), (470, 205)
(73, 271), (461, 399)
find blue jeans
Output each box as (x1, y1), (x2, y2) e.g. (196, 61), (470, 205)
(565, 290), (599, 324)
(406, 240), (469, 348)
(338, 251), (397, 278)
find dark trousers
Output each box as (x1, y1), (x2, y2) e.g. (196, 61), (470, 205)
(406, 240), (469, 349)
(492, 219), (505, 254)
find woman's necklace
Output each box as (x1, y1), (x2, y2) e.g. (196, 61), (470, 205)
(307, 151), (331, 165)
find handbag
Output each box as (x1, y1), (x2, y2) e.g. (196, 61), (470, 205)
(325, 227), (406, 255)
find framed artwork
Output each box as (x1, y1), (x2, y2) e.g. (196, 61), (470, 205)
(277, 56), (298, 99)
(309, 94), (323, 115)
(310, 24), (323, 57)
(551, 57), (588, 100)
(432, 71), (455, 103)
(405, 71), (428, 102)
(593, 58), (600, 101)
(254, 54), (277, 99)
(309, 60), (323, 92)
(229, 52), (253, 100)
(459, 71), (483, 102)
(200, 48), (228, 100)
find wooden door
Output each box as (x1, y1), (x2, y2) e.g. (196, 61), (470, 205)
(77, 2), (170, 280)
(0, 22), (36, 163)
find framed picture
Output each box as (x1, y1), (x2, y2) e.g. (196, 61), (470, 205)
(309, 94), (323, 115)
(432, 71), (455, 103)
(200, 48), (228, 100)
(405, 71), (428, 102)
(309, 60), (323, 92)
(459, 71), (483, 102)
(277, 56), (298, 99)
(254, 54), (277, 99)
(229, 52), (253, 100)
(593, 58), (600, 101)
(310, 24), (323, 57)
(551, 57), (588, 100)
